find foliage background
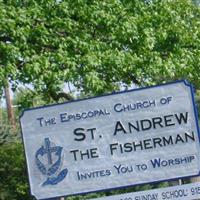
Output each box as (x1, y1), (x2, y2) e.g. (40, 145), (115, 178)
(0, 0), (200, 199)
(1, 0), (200, 101)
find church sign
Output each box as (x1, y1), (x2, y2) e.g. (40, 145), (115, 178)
(20, 80), (200, 199)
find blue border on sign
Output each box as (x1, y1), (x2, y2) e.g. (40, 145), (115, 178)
(19, 80), (200, 200)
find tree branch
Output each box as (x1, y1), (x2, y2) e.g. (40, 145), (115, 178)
(50, 91), (74, 102)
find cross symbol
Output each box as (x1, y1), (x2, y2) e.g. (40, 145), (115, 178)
(44, 138), (59, 165)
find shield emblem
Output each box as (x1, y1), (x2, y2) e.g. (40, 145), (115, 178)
(35, 138), (68, 186)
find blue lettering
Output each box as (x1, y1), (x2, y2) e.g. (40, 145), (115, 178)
(60, 113), (69, 122)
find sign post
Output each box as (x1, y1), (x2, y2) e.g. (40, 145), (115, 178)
(20, 80), (200, 199)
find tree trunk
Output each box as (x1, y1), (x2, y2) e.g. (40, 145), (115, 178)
(4, 82), (16, 131)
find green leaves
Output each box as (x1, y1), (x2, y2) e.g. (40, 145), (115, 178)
(0, 0), (200, 100)
(1, 2), (200, 200)
(0, 142), (33, 200)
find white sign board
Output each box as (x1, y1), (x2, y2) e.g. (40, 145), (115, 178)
(20, 80), (200, 199)
(89, 182), (200, 200)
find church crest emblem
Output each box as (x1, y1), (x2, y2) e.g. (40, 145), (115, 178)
(35, 138), (68, 186)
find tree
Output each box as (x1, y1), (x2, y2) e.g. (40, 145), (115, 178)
(4, 82), (16, 130)
(0, 0), (200, 103)
(1, 0), (200, 199)
(13, 87), (46, 114)
(0, 142), (34, 200)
